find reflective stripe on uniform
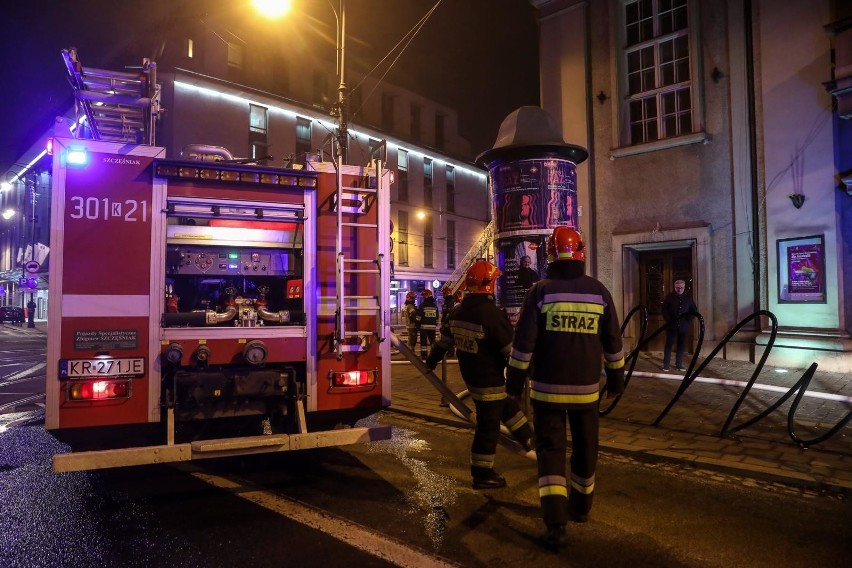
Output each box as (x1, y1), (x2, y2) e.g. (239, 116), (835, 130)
(450, 320), (486, 337)
(570, 472), (595, 494)
(605, 356), (625, 369)
(538, 474), (568, 498)
(529, 381), (600, 404)
(508, 347), (532, 370)
(504, 409), (529, 432)
(471, 452), (495, 469)
(468, 385), (507, 402)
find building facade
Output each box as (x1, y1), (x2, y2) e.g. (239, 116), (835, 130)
(0, 7), (492, 324)
(0, 149), (51, 319)
(531, 0), (852, 371)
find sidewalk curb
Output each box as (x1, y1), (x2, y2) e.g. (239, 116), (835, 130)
(384, 404), (852, 498)
(599, 440), (851, 496)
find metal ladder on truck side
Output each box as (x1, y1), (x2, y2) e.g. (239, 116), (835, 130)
(61, 48), (160, 145)
(331, 149), (389, 359)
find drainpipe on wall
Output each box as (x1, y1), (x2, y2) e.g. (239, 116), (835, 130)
(584, 1), (597, 278)
(744, 0), (763, 317)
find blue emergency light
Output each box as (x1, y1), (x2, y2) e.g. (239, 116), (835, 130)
(66, 147), (89, 166)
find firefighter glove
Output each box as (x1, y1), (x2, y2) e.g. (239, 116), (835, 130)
(425, 347), (445, 371)
(605, 367), (625, 398)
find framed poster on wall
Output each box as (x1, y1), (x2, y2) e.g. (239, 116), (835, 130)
(777, 234), (826, 303)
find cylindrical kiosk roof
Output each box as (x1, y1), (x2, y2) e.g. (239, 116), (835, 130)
(475, 105), (588, 169)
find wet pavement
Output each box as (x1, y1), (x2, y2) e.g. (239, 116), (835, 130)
(388, 340), (852, 497)
(7, 321), (851, 495)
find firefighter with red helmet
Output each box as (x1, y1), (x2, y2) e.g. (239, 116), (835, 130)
(403, 291), (418, 350)
(507, 226), (625, 550)
(426, 261), (535, 489)
(415, 288), (439, 360)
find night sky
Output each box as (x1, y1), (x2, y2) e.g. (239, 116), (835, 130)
(0, 0), (540, 174)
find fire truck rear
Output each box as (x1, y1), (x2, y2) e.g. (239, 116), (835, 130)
(45, 136), (392, 472)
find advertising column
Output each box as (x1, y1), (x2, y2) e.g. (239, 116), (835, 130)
(476, 106), (588, 323)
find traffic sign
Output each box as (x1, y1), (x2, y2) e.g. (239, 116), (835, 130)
(24, 260), (40, 273)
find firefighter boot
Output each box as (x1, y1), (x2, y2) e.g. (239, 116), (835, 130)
(471, 468), (506, 490)
(540, 524), (567, 552)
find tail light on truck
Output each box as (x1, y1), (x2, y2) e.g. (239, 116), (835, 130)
(67, 380), (132, 401)
(329, 369), (377, 390)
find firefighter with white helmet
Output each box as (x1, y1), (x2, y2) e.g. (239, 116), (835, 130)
(403, 291), (418, 350)
(426, 260), (535, 489)
(507, 226), (625, 550)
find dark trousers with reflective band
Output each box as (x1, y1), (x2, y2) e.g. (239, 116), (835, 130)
(468, 389), (533, 478)
(532, 402), (599, 527)
(419, 329), (436, 357)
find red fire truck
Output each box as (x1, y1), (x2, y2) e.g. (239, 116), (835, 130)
(45, 136), (392, 471)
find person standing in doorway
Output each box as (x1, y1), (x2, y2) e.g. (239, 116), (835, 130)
(661, 279), (698, 372)
(507, 226), (624, 551)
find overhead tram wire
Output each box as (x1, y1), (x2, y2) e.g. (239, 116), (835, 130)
(346, 0), (444, 123)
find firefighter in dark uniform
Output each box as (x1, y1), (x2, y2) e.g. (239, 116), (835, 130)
(426, 261), (535, 489)
(416, 288), (439, 360)
(403, 291), (418, 350)
(441, 286), (457, 357)
(507, 226), (625, 550)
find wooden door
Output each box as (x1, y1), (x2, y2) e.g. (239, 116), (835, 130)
(638, 249), (693, 351)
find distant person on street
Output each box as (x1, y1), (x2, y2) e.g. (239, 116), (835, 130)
(661, 279), (698, 372)
(415, 289), (439, 360)
(507, 226), (624, 551)
(26, 299), (36, 328)
(426, 261), (535, 490)
(403, 291), (418, 351)
(516, 255), (539, 291)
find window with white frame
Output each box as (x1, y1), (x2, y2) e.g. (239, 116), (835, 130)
(249, 104), (268, 164)
(250, 105), (268, 134)
(397, 210), (409, 266)
(445, 165), (455, 213)
(295, 117), (312, 159)
(397, 149), (409, 203)
(423, 158), (433, 208)
(620, 0), (696, 146)
(227, 42), (244, 69)
(423, 217), (433, 268)
(446, 220), (456, 270)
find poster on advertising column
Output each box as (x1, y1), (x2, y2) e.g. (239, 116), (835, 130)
(777, 235), (826, 303)
(491, 158), (579, 234)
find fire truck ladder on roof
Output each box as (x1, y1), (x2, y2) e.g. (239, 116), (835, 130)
(331, 150), (389, 359)
(442, 220), (495, 296)
(61, 48), (161, 145)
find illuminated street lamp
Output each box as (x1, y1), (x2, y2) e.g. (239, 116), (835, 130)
(254, 0), (350, 164)
(1, 208), (15, 220)
(250, 0), (292, 18)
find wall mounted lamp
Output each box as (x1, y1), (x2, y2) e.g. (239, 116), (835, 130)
(788, 194), (806, 208)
